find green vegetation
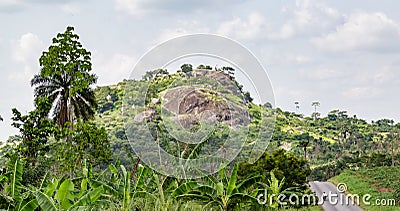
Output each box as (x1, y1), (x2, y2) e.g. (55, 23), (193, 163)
(330, 166), (400, 210)
(0, 26), (399, 210)
(32, 26), (97, 129)
(269, 109), (400, 183)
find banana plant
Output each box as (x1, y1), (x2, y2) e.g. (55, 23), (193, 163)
(178, 164), (260, 211)
(34, 177), (104, 211)
(1, 155), (38, 211)
(133, 171), (199, 211)
(259, 171), (298, 210)
(89, 162), (150, 210)
(87, 160), (199, 210)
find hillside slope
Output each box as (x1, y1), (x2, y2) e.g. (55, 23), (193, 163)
(93, 67), (400, 180)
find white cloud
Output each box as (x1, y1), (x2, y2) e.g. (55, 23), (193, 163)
(342, 87), (380, 99)
(260, 49), (313, 66)
(312, 12), (400, 52)
(157, 28), (188, 42)
(0, 0), (78, 13)
(10, 33), (43, 81)
(267, 23), (295, 40)
(351, 64), (400, 88)
(61, 3), (80, 14)
(0, 0), (24, 12)
(294, 55), (313, 63)
(0, 0), (20, 7)
(217, 13), (265, 40)
(293, 0), (341, 26)
(114, 0), (147, 16)
(299, 67), (342, 80)
(113, 0), (241, 16)
(92, 53), (136, 85)
(156, 20), (210, 43)
(215, 0), (342, 41)
(13, 33), (42, 63)
(268, 0), (342, 40)
(371, 65), (398, 85)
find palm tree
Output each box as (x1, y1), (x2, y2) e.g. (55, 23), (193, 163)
(31, 26), (97, 128)
(311, 101), (320, 120)
(294, 101), (299, 113)
(386, 130), (399, 167)
(31, 74), (97, 128)
(299, 139), (310, 159)
(311, 101), (320, 113)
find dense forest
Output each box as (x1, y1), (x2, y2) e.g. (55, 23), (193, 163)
(0, 27), (399, 210)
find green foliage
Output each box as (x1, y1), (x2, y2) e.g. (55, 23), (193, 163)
(0, 135), (20, 169)
(11, 97), (57, 164)
(141, 69), (169, 81)
(10, 98), (60, 187)
(330, 166), (400, 210)
(5, 42), (400, 211)
(22, 156), (54, 188)
(34, 191), (57, 211)
(32, 26), (97, 128)
(265, 107), (400, 181)
(89, 162), (145, 210)
(34, 177), (105, 210)
(197, 64), (212, 70)
(238, 149), (311, 191)
(95, 86), (119, 114)
(179, 164), (260, 211)
(97, 163), (198, 210)
(0, 155), (39, 211)
(56, 120), (111, 174)
(180, 64), (193, 73)
(96, 65), (400, 208)
(6, 155), (23, 202)
(260, 172), (298, 209)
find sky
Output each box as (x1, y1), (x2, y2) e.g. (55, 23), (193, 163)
(1, 0), (400, 141)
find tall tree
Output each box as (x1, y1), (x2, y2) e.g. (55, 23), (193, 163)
(311, 101), (320, 113)
(299, 138), (311, 160)
(294, 101), (299, 113)
(31, 26), (97, 129)
(311, 101), (320, 120)
(387, 129), (399, 166)
(295, 132), (312, 159)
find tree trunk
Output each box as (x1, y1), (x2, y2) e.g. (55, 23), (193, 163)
(130, 156), (141, 180)
(391, 140), (395, 167)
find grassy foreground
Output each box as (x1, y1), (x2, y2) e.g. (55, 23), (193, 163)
(329, 166), (400, 211)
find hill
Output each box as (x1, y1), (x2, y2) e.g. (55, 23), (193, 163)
(92, 66), (400, 180)
(94, 67), (267, 168)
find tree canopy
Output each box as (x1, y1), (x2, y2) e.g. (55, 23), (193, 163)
(31, 26), (97, 128)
